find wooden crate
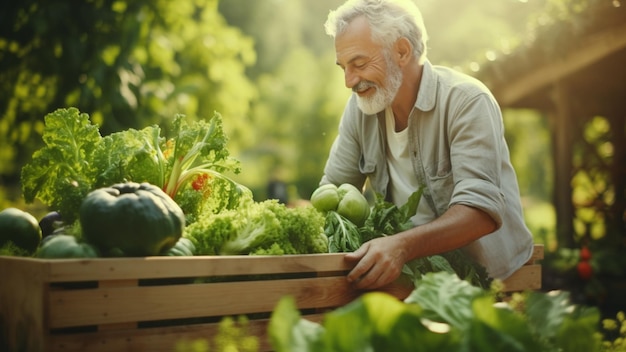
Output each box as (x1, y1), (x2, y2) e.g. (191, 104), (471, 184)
(500, 243), (544, 292)
(0, 245), (543, 352)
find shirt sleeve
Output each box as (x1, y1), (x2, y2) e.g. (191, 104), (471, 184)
(447, 89), (507, 229)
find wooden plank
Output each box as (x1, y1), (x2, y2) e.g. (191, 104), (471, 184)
(501, 264), (542, 292)
(496, 23), (626, 106)
(0, 256), (49, 352)
(47, 276), (358, 328)
(527, 244), (545, 264)
(46, 314), (333, 352)
(36, 253), (352, 283)
(47, 319), (269, 352)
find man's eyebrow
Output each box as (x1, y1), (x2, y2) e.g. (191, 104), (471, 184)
(336, 55), (366, 67)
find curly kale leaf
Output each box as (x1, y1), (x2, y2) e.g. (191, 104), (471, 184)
(91, 125), (165, 188)
(20, 108), (102, 222)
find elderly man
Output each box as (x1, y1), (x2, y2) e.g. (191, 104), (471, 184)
(320, 0), (534, 289)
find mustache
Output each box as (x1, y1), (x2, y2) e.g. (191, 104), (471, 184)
(353, 80), (377, 93)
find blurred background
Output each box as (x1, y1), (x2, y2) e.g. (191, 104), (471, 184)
(1, 0), (624, 317)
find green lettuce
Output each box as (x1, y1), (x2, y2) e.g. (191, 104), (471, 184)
(21, 107), (246, 224)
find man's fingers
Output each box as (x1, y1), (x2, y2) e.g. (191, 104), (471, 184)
(346, 255), (371, 283)
(344, 241), (369, 264)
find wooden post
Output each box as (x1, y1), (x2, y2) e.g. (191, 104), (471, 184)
(550, 82), (575, 248)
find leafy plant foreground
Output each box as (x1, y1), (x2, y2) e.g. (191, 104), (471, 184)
(175, 272), (625, 352)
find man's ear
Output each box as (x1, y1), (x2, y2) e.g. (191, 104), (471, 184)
(394, 37), (412, 66)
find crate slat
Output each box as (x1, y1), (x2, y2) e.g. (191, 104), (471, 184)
(47, 276), (357, 328)
(39, 253), (351, 282)
(501, 264), (542, 292)
(47, 314), (330, 352)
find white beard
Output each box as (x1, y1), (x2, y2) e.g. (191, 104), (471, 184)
(354, 54), (403, 115)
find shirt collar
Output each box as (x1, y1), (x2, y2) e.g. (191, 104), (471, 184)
(414, 60), (437, 112)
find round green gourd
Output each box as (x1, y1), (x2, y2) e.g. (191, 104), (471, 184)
(337, 189), (370, 227)
(0, 207), (42, 254)
(310, 183), (340, 212)
(79, 182), (185, 257)
(36, 234), (99, 259)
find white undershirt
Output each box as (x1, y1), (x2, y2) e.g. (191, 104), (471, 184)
(385, 107), (436, 226)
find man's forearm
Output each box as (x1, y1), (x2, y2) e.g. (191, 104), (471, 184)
(396, 204), (498, 261)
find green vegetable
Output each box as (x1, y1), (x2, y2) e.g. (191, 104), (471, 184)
(21, 107), (247, 224)
(162, 237), (196, 256)
(310, 184), (340, 211)
(320, 185), (491, 288)
(36, 234), (99, 259)
(268, 272), (603, 352)
(359, 187), (424, 243)
(186, 197), (328, 256)
(0, 207), (42, 254)
(79, 182), (185, 256)
(310, 183), (370, 226)
(324, 211), (362, 253)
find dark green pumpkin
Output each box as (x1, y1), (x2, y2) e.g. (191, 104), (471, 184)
(36, 234), (99, 259)
(162, 237), (196, 256)
(0, 207), (42, 254)
(79, 182), (185, 256)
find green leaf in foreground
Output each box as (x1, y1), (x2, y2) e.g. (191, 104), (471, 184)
(525, 290), (602, 351)
(324, 292), (461, 352)
(404, 270), (484, 329)
(268, 272), (607, 352)
(269, 296), (325, 352)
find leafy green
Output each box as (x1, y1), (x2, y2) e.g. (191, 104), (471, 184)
(21, 108), (246, 224)
(324, 211), (362, 253)
(526, 290), (602, 351)
(359, 187), (423, 242)
(176, 316), (259, 352)
(404, 271), (484, 328)
(269, 296), (326, 352)
(21, 108), (101, 222)
(323, 186), (491, 288)
(268, 271), (605, 352)
(185, 198), (328, 256)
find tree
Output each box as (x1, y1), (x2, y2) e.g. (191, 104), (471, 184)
(0, 0), (256, 188)
(219, 0), (349, 199)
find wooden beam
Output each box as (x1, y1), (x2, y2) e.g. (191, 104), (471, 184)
(497, 22), (626, 106)
(551, 83), (575, 248)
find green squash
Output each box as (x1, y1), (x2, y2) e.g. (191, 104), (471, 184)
(36, 234), (99, 259)
(79, 182), (185, 256)
(0, 207), (42, 254)
(310, 183), (370, 227)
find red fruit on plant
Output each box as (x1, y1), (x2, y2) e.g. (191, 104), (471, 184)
(191, 173), (209, 191)
(577, 261), (593, 280)
(580, 246), (592, 261)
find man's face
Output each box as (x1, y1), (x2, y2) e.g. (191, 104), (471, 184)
(335, 16), (403, 114)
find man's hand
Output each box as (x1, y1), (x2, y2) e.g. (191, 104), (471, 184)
(344, 235), (407, 289)
(343, 204), (497, 290)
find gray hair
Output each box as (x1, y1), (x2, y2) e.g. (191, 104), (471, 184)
(324, 0), (428, 63)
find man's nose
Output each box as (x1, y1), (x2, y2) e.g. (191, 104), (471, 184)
(344, 68), (359, 89)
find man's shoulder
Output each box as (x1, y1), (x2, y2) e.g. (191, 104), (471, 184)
(431, 64), (488, 90)
(425, 62), (494, 102)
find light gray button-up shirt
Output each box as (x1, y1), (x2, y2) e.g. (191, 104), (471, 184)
(321, 60), (534, 280)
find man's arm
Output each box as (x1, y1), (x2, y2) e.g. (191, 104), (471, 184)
(345, 203), (497, 289)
